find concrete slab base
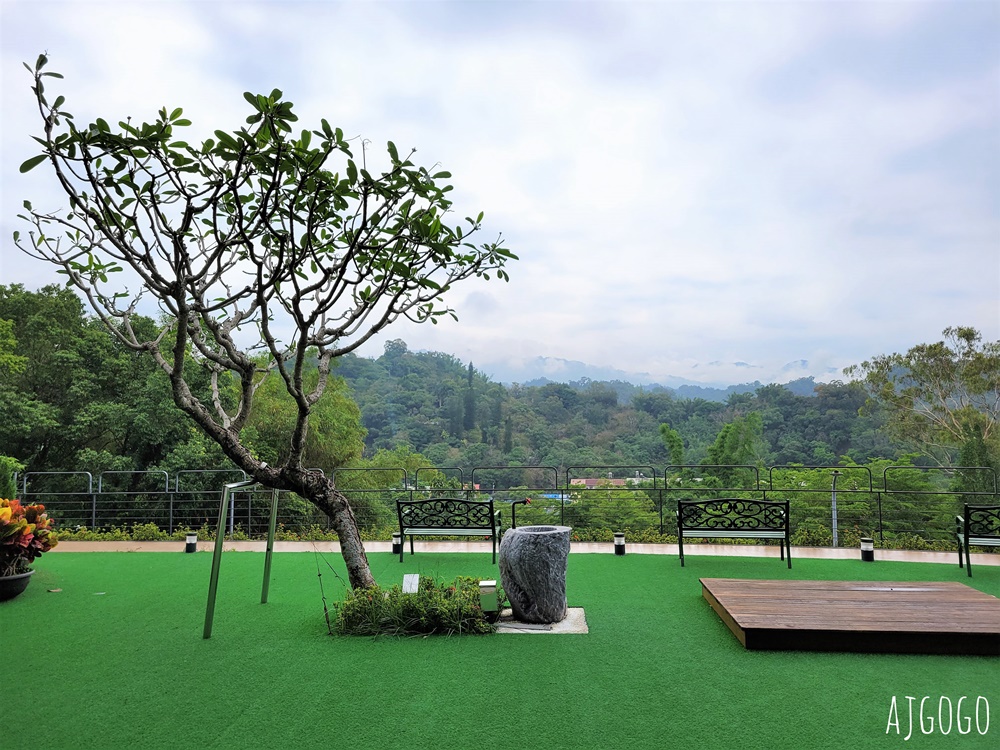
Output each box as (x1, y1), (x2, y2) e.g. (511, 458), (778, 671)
(496, 607), (588, 634)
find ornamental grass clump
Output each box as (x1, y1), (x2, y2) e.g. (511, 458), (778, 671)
(0, 498), (58, 576)
(333, 576), (499, 636)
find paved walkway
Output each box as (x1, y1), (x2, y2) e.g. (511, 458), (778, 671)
(53, 539), (1000, 566)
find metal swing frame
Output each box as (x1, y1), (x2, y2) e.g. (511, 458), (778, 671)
(203, 479), (281, 639)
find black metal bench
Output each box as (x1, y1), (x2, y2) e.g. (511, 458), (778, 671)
(396, 497), (501, 563)
(956, 504), (1000, 577)
(677, 498), (791, 568)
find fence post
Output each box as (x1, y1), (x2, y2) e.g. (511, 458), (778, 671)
(877, 491), (885, 544)
(831, 470), (841, 548)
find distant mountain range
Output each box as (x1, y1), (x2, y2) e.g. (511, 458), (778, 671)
(471, 354), (842, 395)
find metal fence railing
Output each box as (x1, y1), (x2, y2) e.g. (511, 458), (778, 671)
(13, 464), (998, 548)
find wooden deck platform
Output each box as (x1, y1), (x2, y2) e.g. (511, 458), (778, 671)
(700, 578), (1000, 655)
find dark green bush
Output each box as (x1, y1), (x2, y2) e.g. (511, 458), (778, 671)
(568, 527), (676, 543)
(333, 575), (502, 636)
(791, 522), (833, 547)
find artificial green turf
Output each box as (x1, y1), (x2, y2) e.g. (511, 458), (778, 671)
(2, 550), (998, 750)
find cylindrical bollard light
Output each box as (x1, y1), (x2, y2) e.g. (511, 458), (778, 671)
(392, 532), (402, 556)
(185, 532), (198, 553)
(479, 579), (499, 622)
(614, 532), (626, 556)
(860, 537), (874, 562)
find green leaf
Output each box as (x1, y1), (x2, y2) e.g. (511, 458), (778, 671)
(387, 141), (399, 161)
(243, 91), (261, 110)
(169, 107), (183, 120)
(19, 154), (47, 173)
(214, 130), (239, 149)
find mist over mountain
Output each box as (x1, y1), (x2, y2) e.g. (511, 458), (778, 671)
(469, 354), (842, 397)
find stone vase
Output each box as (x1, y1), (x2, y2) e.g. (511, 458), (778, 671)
(499, 525), (571, 624)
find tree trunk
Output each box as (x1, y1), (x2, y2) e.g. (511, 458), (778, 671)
(294, 470), (376, 590)
(172, 405), (378, 590)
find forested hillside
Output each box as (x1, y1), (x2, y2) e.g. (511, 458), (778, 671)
(0, 283), (931, 483)
(334, 339), (898, 472)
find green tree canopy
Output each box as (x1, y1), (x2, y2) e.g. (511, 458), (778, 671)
(846, 327), (1000, 466)
(16, 55), (515, 588)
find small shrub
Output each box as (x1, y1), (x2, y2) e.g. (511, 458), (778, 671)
(360, 525), (398, 542)
(568, 527), (676, 544)
(333, 575), (501, 636)
(129, 522), (169, 541)
(791, 523), (833, 547)
(879, 533), (952, 552)
(228, 524), (250, 541)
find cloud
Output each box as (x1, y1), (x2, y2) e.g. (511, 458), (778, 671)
(1, 0), (996, 386)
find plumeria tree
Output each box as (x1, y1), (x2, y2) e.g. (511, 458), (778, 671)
(16, 55), (516, 588)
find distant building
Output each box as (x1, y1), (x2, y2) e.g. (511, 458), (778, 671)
(569, 478), (627, 489)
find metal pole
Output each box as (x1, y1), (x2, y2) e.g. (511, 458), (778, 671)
(261, 487), (280, 604)
(831, 470), (841, 548)
(877, 491), (885, 544)
(204, 478), (257, 639)
(89, 472), (96, 529)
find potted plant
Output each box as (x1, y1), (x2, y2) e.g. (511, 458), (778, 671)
(0, 498), (58, 601)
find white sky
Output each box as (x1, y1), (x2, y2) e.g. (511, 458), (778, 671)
(2, 0), (998, 386)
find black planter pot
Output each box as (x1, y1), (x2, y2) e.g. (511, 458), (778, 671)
(0, 569), (35, 601)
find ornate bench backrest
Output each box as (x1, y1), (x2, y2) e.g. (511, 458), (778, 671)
(679, 499), (787, 531)
(398, 498), (496, 530)
(966, 505), (1000, 537)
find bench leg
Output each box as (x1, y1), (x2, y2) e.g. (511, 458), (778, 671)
(678, 535), (685, 567)
(410, 535), (415, 556)
(399, 534), (404, 563)
(786, 537), (792, 569)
